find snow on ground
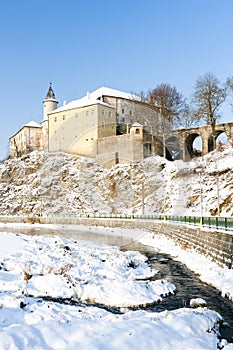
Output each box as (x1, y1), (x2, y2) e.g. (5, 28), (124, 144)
(0, 231), (231, 349)
(1, 232), (173, 308)
(139, 230), (233, 302)
(1, 144), (233, 218)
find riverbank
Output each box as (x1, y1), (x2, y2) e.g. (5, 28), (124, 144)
(1, 221), (233, 303)
(0, 229), (232, 350)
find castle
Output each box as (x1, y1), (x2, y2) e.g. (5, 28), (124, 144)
(10, 84), (169, 166)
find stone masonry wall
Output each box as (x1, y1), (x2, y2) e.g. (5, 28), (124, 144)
(151, 222), (233, 269)
(97, 134), (144, 165)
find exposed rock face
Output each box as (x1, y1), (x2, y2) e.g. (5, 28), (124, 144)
(0, 146), (232, 217)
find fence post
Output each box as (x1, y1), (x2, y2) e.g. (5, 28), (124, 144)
(200, 216), (203, 227)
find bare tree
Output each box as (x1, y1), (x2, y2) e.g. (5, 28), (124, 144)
(145, 83), (186, 157)
(226, 76), (233, 108)
(173, 103), (201, 129)
(193, 72), (227, 148)
(148, 83), (185, 126)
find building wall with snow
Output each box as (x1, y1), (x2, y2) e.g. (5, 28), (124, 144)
(9, 124), (42, 158)
(102, 96), (164, 137)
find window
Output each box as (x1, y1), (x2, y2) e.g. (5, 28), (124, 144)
(54, 117), (57, 122)
(86, 138), (88, 141)
(129, 110), (132, 116)
(136, 128), (140, 134)
(122, 117), (125, 123)
(102, 110), (105, 115)
(101, 123), (105, 128)
(92, 110), (94, 115)
(86, 111), (89, 116)
(75, 113), (78, 118)
(122, 108), (124, 114)
(109, 112), (112, 117)
(63, 115), (66, 120)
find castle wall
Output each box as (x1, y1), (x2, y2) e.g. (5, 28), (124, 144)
(96, 133), (144, 166)
(102, 96), (165, 135)
(9, 126), (42, 158)
(48, 103), (116, 157)
(40, 120), (49, 150)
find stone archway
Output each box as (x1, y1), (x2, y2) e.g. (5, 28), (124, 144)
(185, 133), (203, 159)
(216, 130), (228, 145)
(159, 122), (233, 161)
(165, 136), (181, 160)
(208, 130), (228, 152)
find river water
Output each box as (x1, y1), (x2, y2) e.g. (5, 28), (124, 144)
(0, 225), (233, 342)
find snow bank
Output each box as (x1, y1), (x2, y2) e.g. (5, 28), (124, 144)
(0, 232), (175, 308)
(0, 231), (228, 349)
(0, 304), (222, 350)
(0, 232), (24, 257)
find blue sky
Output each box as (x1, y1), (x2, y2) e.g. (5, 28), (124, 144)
(0, 0), (233, 159)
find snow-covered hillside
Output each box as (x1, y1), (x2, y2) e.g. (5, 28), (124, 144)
(0, 145), (233, 217)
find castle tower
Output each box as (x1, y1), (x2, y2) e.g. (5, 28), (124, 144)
(43, 82), (58, 120)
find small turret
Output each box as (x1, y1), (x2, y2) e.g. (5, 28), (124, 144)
(43, 83), (58, 120)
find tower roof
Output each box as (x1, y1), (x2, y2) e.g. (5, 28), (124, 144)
(45, 82), (56, 100)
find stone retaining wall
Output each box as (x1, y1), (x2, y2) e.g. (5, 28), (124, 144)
(150, 222), (233, 269)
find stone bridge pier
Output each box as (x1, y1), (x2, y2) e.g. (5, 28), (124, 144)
(164, 122), (233, 161)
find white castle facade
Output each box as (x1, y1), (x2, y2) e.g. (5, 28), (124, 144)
(9, 84), (167, 166)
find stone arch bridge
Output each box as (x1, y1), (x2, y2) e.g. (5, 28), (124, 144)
(163, 122), (233, 161)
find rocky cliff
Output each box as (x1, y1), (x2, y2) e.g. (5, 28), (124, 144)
(0, 145), (232, 217)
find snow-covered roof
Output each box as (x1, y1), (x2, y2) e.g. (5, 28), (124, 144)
(10, 120), (42, 139)
(87, 86), (141, 101)
(48, 86), (141, 115)
(49, 96), (115, 114)
(131, 122), (143, 127)
(25, 121), (42, 128)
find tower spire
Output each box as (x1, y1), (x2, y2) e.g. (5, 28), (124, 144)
(45, 82), (56, 100)
(43, 82), (58, 120)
